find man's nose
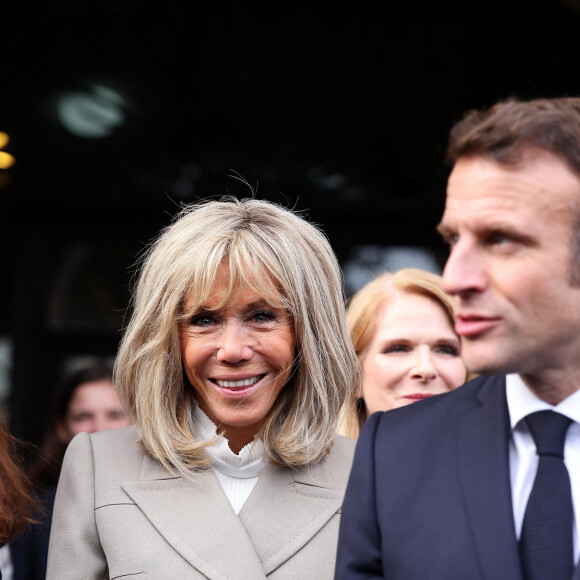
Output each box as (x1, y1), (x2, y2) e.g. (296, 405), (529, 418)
(441, 239), (487, 297)
(216, 322), (254, 363)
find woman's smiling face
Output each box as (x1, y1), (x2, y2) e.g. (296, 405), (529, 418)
(179, 264), (296, 453)
(360, 292), (466, 415)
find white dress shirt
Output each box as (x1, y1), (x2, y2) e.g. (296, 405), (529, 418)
(0, 543), (13, 580)
(192, 404), (267, 515)
(506, 373), (580, 562)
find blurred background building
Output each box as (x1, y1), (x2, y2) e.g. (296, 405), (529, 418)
(3, 0), (580, 446)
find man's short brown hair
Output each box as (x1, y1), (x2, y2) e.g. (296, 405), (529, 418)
(447, 97), (580, 174)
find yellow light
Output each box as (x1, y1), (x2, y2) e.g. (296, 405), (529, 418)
(0, 132), (9, 149)
(0, 151), (15, 169)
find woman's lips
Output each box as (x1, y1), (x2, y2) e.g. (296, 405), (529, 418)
(214, 375), (263, 388)
(455, 316), (499, 337)
(403, 393), (434, 401)
(210, 374), (265, 397)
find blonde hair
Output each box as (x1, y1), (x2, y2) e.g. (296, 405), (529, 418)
(115, 197), (359, 479)
(338, 268), (467, 439)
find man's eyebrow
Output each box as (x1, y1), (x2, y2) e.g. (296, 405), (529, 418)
(436, 222), (453, 237)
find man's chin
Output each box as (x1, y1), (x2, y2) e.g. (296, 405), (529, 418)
(461, 344), (512, 376)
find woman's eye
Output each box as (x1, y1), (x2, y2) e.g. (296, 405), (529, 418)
(71, 414), (91, 423)
(252, 310), (276, 323)
(384, 344), (409, 354)
(190, 314), (214, 327)
(436, 344), (460, 356)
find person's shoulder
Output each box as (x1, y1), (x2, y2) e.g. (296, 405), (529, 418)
(369, 374), (505, 435)
(88, 425), (146, 482)
(330, 433), (356, 467)
(392, 373), (501, 415)
(90, 423), (139, 448)
(292, 435), (356, 492)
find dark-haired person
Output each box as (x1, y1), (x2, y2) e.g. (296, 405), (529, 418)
(47, 198), (359, 579)
(336, 97), (580, 579)
(9, 361), (130, 580)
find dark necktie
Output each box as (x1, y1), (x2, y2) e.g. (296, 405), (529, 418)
(519, 410), (574, 580)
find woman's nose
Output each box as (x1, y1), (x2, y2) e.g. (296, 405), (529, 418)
(83, 420), (99, 434)
(92, 418), (109, 433)
(216, 322), (253, 363)
(410, 349), (437, 382)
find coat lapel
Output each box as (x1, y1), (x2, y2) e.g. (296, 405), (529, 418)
(122, 453), (266, 580)
(459, 375), (523, 580)
(238, 459), (344, 575)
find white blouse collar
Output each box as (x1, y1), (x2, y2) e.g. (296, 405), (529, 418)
(192, 404), (267, 479)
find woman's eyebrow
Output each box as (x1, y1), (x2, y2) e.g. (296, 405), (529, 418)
(192, 299), (274, 312)
(433, 337), (461, 346)
(246, 300), (271, 309)
(376, 337), (411, 346)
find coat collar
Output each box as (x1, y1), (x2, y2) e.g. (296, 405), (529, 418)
(123, 454), (266, 579)
(459, 375), (523, 580)
(122, 444), (346, 578)
(238, 459), (345, 575)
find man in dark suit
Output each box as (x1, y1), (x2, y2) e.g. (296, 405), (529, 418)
(335, 97), (580, 580)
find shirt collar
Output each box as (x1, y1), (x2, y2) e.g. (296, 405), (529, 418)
(506, 373), (580, 429)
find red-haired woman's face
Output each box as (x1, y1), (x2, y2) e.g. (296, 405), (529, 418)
(360, 293), (466, 414)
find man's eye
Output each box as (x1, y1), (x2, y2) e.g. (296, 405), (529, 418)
(486, 230), (521, 247)
(490, 234), (510, 245)
(441, 233), (458, 247)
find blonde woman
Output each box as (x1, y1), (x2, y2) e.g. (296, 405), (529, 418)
(340, 268), (469, 439)
(47, 198), (359, 579)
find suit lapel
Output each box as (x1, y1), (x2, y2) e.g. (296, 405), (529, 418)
(238, 460), (344, 575)
(122, 453), (266, 579)
(459, 375), (523, 580)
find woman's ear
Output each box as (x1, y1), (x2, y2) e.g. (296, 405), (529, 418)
(352, 368), (364, 400)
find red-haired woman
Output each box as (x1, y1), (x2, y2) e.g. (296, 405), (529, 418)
(0, 408), (36, 579)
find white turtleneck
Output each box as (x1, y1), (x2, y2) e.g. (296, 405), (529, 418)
(192, 405), (267, 515)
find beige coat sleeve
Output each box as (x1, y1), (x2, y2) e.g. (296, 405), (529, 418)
(47, 432), (108, 580)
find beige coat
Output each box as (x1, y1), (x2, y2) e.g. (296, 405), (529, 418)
(47, 425), (355, 579)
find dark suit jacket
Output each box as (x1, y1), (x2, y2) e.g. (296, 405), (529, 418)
(335, 374), (552, 580)
(9, 484), (56, 580)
